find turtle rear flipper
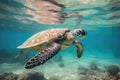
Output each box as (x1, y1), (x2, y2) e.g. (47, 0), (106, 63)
(25, 43), (61, 69)
(15, 49), (26, 58)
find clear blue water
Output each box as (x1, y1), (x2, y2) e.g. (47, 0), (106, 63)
(0, 0), (120, 80)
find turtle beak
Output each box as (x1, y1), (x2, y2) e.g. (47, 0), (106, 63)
(81, 29), (87, 36)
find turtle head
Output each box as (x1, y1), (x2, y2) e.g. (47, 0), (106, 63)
(71, 29), (87, 40)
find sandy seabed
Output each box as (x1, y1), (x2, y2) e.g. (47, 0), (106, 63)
(0, 51), (120, 80)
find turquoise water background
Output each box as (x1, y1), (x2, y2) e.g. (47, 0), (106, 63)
(0, 0), (120, 80)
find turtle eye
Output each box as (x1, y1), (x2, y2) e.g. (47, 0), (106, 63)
(78, 30), (81, 33)
(76, 30), (81, 36)
(71, 29), (81, 37)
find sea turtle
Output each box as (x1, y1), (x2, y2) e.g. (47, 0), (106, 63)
(16, 28), (87, 69)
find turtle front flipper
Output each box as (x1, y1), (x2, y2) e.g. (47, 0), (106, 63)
(25, 43), (61, 69)
(74, 41), (83, 58)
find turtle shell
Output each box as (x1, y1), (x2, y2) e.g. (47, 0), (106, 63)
(17, 28), (69, 49)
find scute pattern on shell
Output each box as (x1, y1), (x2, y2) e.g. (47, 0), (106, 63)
(17, 28), (69, 49)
